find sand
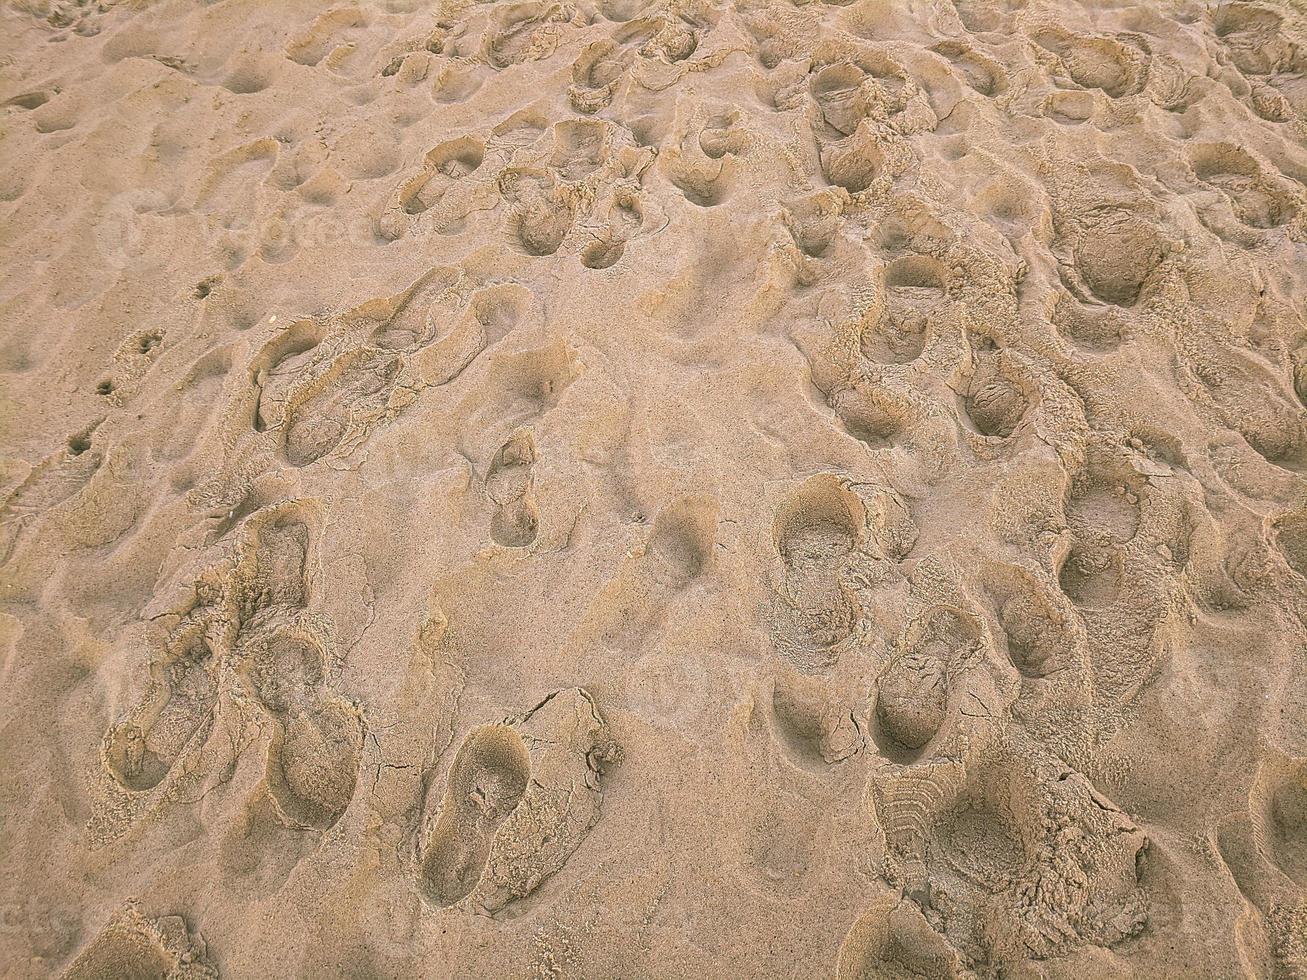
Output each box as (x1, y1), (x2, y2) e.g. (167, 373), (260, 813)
(2, 0), (1307, 976)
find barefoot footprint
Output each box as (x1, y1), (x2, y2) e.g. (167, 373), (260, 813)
(486, 430), (539, 547)
(420, 724), (531, 908)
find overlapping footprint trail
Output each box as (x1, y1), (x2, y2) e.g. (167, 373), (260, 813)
(5, 0), (1307, 977)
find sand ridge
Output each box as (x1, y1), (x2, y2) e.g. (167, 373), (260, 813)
(2, 0), (1307, 976)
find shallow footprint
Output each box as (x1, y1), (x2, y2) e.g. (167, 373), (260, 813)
(0, 438), (103, 561)
(283, 348), (401, 466)
(486, 431), (539, 547)
(419, 724), (531, 908)
(1189, 142), (1295, 230)
(105, 634), (218, 793)
(264, 696), (363, 831)
(63, 902), (217, 980)
(835, 897), (964, 979)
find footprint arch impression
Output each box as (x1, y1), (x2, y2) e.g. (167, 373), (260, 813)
(418, 688), (619, 914)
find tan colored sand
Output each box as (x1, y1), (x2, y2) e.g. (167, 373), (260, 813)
(2, 0), (1307, 976)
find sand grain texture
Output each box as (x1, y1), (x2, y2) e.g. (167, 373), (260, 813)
(2, 0), (1307, 976)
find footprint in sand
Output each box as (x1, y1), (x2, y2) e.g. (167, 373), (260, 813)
(872, 606), (980, 761)
(237, 506), (314, 620)
(240, 629), (362, 831)
(1215, 751), (1307, 976)
(0, 436), (103, 561)
(63, 902), (217, 980)
(835, 897), (965, 979)
(420, 724), (531, 908)
(250, 319), (327, 434)
(1273, 508), (1307, 580)
(568, 39), (631, 114)
(1062, 207), (1166, 308)
(282, 348), (402, 467)
(1031, 28), (1148, 99)
(932, 41), (1008, 98)
(104, 632), (218, 793)
(958, 341), (1033, 440)
(486, 430), (539, 548)
(770, 475), (865, 670)
(1057, 465), (1142, 609)
(1189, 142), (1296, 231)
(501, 170), (577, 256)
(400, 137), (486, 217)
(418, 688), (618, 913)
(1000, 591), (1073, 679)
(481, 2), (568, 71)
(860, 255), (951, 366)
(1181, 346), (1307, 473)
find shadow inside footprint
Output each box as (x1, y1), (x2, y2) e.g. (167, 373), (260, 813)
(106, 638), (217, 793)
(283, 350), (401, 467)
(420, 725), (531, 907)
(265, 699), (362, 831)
(771, 476), (865, 668)
(63, 903), (214, 980)
(243, 632), (361, 831)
